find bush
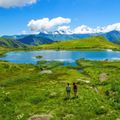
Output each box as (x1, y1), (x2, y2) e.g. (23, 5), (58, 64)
(95, 106), (108, 115)
(30, 96), (42, 105)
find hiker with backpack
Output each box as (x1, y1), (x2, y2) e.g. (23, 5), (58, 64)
(73, 82), (78, 97)
(66, 83), (71, 98)
(66, 82), (78, 98)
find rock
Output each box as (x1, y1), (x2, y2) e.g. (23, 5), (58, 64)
(40, 70), (52, 74)
(28, 114), (52, 120)
(77, 78), (90, 84)
(49, 92), (57, 98)
(99, 73), (108, 82)
(28, 68), (34, 71)
(59, 81), (66, 84)
(94, 87), (99, 93)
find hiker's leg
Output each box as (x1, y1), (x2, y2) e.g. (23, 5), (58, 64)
(75, 92), (77, 96)
(74, 90), (77, 97)
(74, 92), (76, 97)
(67, 91), (70, 97)
(67, 92), (69, 97)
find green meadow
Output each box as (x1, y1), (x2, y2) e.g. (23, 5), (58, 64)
(0, 59), (120, 120)
(35, 36), (120, 51)
(0, 36), (120, 120)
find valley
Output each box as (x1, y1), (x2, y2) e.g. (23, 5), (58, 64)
(0, 35), (120, 120)
(1, 0), (120, 119)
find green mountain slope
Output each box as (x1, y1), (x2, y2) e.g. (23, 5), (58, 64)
(103, 30), (120, 44)
(0, 47), (10, 56)
(0, 37), (27, 48)
(37, 36), (120, 50)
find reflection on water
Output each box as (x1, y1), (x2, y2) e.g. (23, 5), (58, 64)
(0, 50), (120, 66)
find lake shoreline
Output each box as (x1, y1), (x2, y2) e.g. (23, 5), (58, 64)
(0, 49), (120, 65)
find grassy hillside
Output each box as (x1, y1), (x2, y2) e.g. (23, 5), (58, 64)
(0, 37), (27, 48)
(0, 47), (10, 56)
(36, 36), (120, 50)
(0, 60), (120, 120)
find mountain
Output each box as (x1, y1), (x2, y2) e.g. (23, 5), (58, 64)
(37, 36), (120, 50)
(0, 37), (27, 48)
(2, 34), (54, 45)
(2, 35), (28, 40)
(18, 35), (54, 45)
(37, 31), (120, 45)
(37, 32), (92, 41)
(102, 30), (120, 44)
(2, 30), (120, 46)
(1, 32), (94, 43)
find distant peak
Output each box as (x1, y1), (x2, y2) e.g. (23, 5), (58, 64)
(107, 30), (120, 33)
(39, 31), (48, 35)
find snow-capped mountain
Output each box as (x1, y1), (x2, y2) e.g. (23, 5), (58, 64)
(2, 30), (120, 45)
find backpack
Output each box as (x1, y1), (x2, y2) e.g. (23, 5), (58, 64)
(66, 86), (71, 92)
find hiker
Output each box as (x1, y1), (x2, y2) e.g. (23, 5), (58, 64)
(66, 83), (71, 98)
(73, 82), (78, 97)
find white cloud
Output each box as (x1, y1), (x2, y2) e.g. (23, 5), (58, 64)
(0, 0), (37, 8)
(28, 17), (71, 32)
(73, 25), (94, 34)
(28, 16), (120, 34)
(101, 23), (120, 33)
(73, 23), (120, 34)
(57, 26), (70, 31)
(57, 26), (72, 34)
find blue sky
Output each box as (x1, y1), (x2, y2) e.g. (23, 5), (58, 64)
(0, 0), (120, 35)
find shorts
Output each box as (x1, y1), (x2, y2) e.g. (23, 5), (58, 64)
(74, 89), (77, 93)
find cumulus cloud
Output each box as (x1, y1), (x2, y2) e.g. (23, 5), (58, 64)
(73, 23), (120, 34)
(0, 0), (37, 8)
(28, 16), (120, 34)
(57, 26), (70, 31)
(28, 17), (71, 32)
(73, 25), (94, 34)
(101, 23), (120, 33)
(57, 26), (72, 34)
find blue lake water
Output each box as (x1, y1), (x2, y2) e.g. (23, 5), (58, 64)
(0, 50), (120, 66)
